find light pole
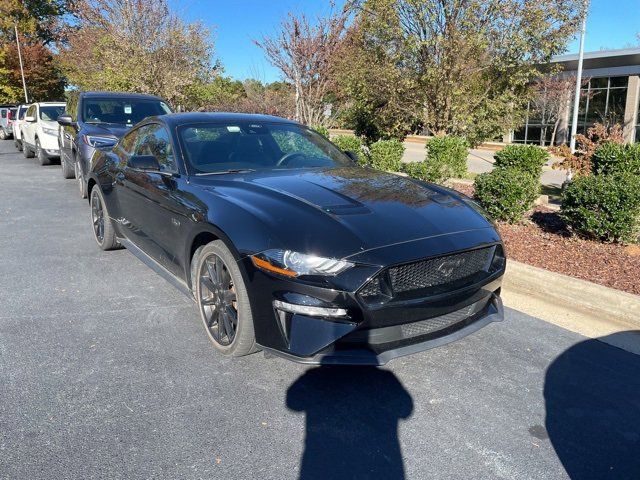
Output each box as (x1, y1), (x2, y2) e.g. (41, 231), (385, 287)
(14, 24), (29, 103)
(569, 1), (588, 154)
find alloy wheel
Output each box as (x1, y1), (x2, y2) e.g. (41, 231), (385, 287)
(198, 254), (238, 346)
(91, 191), (104, 244)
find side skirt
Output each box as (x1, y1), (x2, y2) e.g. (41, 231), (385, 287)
(118, 236), (195, 302)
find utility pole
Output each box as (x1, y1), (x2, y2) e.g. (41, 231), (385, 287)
(569, 2), (588, 154)
(14, 24), (29, 103)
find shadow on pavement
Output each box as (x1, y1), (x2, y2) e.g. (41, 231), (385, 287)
(544, 331), (640, 479)
(287, 367), (413, 480)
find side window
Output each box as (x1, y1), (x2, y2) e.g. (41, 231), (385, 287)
(1, 110), (6, 118)
(27, 105), (36, 117)
(134, 124), (176, 172)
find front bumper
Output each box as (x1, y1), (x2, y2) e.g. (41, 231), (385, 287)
(242, 251), (505, 366)
(263, 292), (503, 365)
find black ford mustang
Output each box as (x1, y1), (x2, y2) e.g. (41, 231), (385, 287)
(87, 112), (505, 365)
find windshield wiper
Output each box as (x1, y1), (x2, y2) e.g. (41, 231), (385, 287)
(195, 168), (256, 176)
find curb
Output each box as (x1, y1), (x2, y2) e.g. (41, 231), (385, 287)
(501, 260), (640, 355)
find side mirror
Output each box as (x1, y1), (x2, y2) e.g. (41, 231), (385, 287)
(57, 114), (74, 126)
(128, 154), (160, 171)
(344, 150), (359, 163)
(25, 115), (36, 123)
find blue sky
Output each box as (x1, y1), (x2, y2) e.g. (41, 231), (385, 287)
(171, 0), (640, 83)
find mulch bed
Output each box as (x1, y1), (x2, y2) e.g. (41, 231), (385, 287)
(449, 182), (640, 296)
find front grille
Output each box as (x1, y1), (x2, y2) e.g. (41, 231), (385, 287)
(358, 246), (498, 302)
(389, 248), (493, 293)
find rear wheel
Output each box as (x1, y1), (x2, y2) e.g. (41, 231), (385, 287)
(193, 241), (258, 357)
(90, 187), (119, 251)
(0, 129), (6, 140)
(61, 155), (75, 179)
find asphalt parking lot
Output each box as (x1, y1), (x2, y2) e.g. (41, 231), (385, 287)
(1, 139), (639, 480)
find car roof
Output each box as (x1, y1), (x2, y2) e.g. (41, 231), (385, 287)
(80, 91), (166, 101)
(159, 112), (298, 128)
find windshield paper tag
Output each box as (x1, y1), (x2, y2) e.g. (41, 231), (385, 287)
(124, 105), (132, 114)
(227, 126), (240, 132)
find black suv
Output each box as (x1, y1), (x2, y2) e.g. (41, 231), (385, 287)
(57, 91), (172, 198)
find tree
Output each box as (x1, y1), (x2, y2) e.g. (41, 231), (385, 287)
(59, 0), (218, 108)
(254, 2), (349, 127)
(347, 0), (585, 145)
(0, 0), (74, 44)
(333, 21), (422, 141)
(1, 42), (65, 102)
(196, 79), (296, 118)
(528, 74), (586, 146)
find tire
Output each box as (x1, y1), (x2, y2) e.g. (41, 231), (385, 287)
(76, 160), (88, 198)
(61, 155), (75, 179)
(90, 187), (119, 251)
(23, 142), (34, 158)
(192, 241), (258, 357)
(14, 139), (22, 151)
(36, 138), (51, 166)
(0, 129), (6, 140)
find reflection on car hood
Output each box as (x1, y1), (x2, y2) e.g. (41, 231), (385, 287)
(196, 167), (494, 260)
(82, 123), (131, 138)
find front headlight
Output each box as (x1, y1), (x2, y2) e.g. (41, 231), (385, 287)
(42, 126), (58, 136)
(82, 134), (118, 148)
(251, 249), (354, 277)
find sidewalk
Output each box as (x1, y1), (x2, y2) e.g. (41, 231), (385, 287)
(402, 141), (568, 188)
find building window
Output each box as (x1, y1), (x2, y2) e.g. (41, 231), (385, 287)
(567, 76), (628, 141)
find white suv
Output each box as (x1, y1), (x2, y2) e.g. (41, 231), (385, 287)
(22, 102), (66, 165)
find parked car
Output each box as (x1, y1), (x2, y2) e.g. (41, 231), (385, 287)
(57, 91), (172, 197)
(87, 112), (505, 365)
(0, 105), (17, 140)
(12, 104), (30, 151)
(22, 102), (66, 165)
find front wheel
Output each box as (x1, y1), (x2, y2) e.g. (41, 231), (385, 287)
(90, 187), (119, 251)
(192, 241), (258, 357)
(61, 156), (75, 179)
(36, 138), (50, 166)
(14, 139), (22, 151)
(0, 129), (6, 140)
(23, 141), (34, 158)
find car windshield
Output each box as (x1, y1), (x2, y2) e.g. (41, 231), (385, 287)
(82, 98), (172, 126)
(40, 105), (65, 121)
(179, 122), (354, 174)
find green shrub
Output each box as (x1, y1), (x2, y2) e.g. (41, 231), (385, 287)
(592, 142), (640, 175)
(561, 173), (640, 243)
(401, 160), (454, 184)
(369, 139), (405, 171)
(331, 135), (367, 165)
(474, 168), (540, 223)
(494, 144), (549, 178)
(423, 135), (469, 182)
(311, 125), (330, 138)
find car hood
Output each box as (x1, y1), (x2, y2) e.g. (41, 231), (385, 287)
(194, 167), (495, 261)
(82, 123), (131, 138)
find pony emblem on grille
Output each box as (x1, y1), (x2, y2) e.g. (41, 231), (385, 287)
(436, 257), (467, 278)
